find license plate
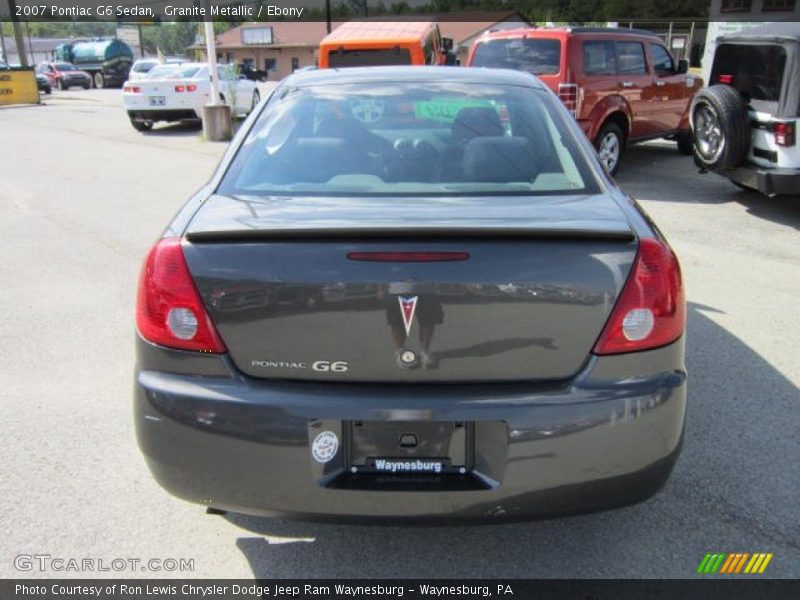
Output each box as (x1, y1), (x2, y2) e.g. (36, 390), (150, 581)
(149, 96), (165, 106)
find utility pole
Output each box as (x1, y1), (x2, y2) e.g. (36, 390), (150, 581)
(325, 0), (331, 34)
(8, 0), (29, 67)
(201, 0), (231, 141)
(0, 20), (8, 62)
(25, 19), (32, 64)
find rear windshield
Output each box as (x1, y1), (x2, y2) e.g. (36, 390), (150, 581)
(328, 48), (412, 68)
(55, 63), (74, 71)
(146, 65), (201, 79)
(711, 43), (787, 103)
(132, 60), (158, 73)
(219, 81), (600, 197)
(471, 38), (561, 75)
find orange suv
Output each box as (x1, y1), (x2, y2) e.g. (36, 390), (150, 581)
(319, 20), (455, 69)
(467, 27), (702, 174)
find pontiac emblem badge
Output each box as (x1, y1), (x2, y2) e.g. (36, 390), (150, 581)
(398, 296), (418, 337)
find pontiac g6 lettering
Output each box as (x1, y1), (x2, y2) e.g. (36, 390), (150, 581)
(134, 67), (686, 521)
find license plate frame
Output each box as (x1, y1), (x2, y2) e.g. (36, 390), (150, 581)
(347, 420), (472, 474)
(148, 96), (166, 107)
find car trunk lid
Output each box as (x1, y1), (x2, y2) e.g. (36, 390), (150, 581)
(182, 194), (636, 383)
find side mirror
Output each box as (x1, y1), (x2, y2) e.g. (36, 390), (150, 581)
(441, 37), (454, 52)
(677, 59), (689, 75)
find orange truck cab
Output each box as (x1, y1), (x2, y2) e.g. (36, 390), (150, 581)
(319, 20), (455, 68)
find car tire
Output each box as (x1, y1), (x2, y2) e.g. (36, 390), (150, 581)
(44, 86), (51, 95)
(130, 118), (153, 132)
(93, 72), (105, 89)
(251, 90), (260, 113)
(594, 121), (625, 176)
(82, 84), (90, 90)
(676, 130), (693, 155)
(58, 79), (67, 91)
(690, 85), (749, 171)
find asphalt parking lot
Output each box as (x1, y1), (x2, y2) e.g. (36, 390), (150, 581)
(1, 88), (798, 579)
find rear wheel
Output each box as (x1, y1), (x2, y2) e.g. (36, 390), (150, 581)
(691, 85), (749, 171)
(130, 118), (153, 132)
(594, 121), (624, 176)
(93, 72), (105, 89)
(250, 90), (260, 113)
(58, 79), (67, 91)
(676, 130), (693, 155)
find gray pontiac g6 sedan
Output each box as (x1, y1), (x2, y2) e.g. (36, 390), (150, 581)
(134, 67), (686, 522)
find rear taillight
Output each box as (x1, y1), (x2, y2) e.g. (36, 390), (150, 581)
(557, 83), (579, 117)
(175, 85), (185, 92)
(186, 84), (197, 92)
(773, 121), (795, 147)
(593, 238), (684, 355)
(136, 238), (226, 353)
(718, 74), (733, 84)
(123, 85), (141, 93)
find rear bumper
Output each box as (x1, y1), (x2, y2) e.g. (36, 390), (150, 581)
(128, 109), (200, 122)
(62, 78), (90, 87)
(726, 163), (800, 197)
(101, 73), (127, 87)
(134, 337), (687, 522)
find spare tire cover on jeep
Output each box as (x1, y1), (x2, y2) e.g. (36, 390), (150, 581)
(691, 85), (750, 171)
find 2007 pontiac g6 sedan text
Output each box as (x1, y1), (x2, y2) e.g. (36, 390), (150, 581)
(134, 67), (686, 522)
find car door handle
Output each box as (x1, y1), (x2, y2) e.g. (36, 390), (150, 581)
(620, 81), (634, 88)
(654, 80), (666, 87)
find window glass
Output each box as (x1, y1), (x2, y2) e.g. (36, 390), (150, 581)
(721, 0), (753, 11)
(583, 41), (616, 75)
(472, 38), (561, 75)
(762, 0), (795, 10)
(617, 42), (647, 74)
(132, 60), (158, 73)
(711, 43), (787, 103)
(147, 65), (200, 79)
(650, 44), (674, 74)
(218, 82), (600, 197)
(327, 48), (411, 68)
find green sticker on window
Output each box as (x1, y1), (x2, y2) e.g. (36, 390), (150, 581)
(414, 99), (495, 123)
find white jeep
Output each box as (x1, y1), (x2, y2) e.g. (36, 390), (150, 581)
(691, 22), (799, 198)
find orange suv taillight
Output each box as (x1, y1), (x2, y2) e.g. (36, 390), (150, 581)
(558, 83), (579, 117)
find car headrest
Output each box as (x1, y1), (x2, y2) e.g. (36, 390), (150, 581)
(462, 137), (538, 183)
(291, 138), (357, 182)
(452, 107), (504, 143)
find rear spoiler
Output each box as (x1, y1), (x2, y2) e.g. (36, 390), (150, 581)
(186, 227), (635, 243)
